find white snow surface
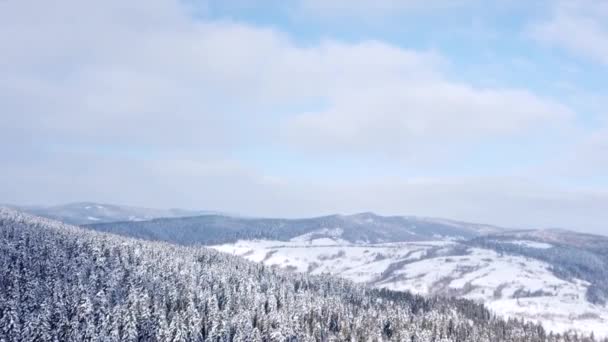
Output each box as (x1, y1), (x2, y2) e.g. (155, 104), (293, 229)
(289, 227), (345, 243)
(507, 240), (554, 249)
(211, 238), (608, 338)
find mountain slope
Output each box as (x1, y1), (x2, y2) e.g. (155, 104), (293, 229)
(1, 207), (581, 341)
(10, 202), (215, 225)
(85, 212), (505, 245)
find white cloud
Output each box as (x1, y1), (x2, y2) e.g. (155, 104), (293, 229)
(0, 0), (574, 158)
(285, 82), (572, 156)
(531, 0), (608, 65)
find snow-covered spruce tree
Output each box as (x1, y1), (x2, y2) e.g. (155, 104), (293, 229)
(0, 207), (604, 342)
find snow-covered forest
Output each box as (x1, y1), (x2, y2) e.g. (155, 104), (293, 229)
(0, 208), (604, 341)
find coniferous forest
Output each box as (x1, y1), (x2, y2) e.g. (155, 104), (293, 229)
(0, 208), (604, 341)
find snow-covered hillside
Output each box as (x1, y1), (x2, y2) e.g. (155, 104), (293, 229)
(212, 234), (608, 337)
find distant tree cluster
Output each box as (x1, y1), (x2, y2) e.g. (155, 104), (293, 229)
(0, 208), (603, 341)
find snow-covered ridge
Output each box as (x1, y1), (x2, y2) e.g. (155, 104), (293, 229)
(289, 227), (346, 243)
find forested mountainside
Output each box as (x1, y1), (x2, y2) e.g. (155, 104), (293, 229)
(0, 208), (600, 342)
(86, 212), (504, 245)
(10, 202), (214, 225)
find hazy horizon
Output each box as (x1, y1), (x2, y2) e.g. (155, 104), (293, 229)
(7, 200), (608, 237)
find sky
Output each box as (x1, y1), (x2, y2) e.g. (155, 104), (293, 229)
(1, 0), (608, 234)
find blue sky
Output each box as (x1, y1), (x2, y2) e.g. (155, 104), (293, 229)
(1, 0), (608, 233)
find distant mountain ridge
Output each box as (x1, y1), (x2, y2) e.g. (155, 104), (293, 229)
(84, 211), (507, 245)
(9, 202), (218, 225)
